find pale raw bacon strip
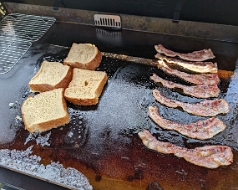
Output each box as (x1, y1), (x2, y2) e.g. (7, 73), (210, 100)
(157, 59), (220, 85)
(155, 53), (218, 74)
(138, 129), (233, 168)
(154, 44), (215, 62)
(148, 106), (226, 140)
(150, 73), (220, 98)
(152, 89), (229, 116)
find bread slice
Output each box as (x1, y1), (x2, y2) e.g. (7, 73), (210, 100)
(64, 68), (108, 106)
(21, 88), (70, 133)
(63, 43), (102, 70)
(29, 61), (72, 92)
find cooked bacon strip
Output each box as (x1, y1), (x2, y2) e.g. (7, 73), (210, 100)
(154, 44), (215, 62)
(152, 89), (229, 116)
(150, 73), (220, 98)
(157, 59), (220, 85)
(138, 129), (233, 168)
(148, 106), (226, 140)
(155, 53), (218, 74)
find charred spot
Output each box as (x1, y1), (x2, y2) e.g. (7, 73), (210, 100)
(95, 175), (102, 182)
(126, 168), (143, 181)
(146, 181), (164, 190)
(99, 126), (112, 139)
(126, 175), (134, 182)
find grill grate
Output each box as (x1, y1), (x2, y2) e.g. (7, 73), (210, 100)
(0, 13), (56, 74)
(0, 13), (56, 41)
(0, 35), (31, 74)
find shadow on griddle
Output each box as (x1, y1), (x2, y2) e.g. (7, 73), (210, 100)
(36, 48), (70, 68)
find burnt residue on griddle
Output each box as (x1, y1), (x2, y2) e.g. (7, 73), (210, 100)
(146, 181), (164, 190)
(95, 175), (102, 182)
(126, 167), (144, 182)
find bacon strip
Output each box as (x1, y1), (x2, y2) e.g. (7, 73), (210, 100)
(150, 73), (220, 98)
(157, 59), (220, 85)
(152, 89), (229, 116)
(154, 44), (215, 62)
(138, 129), (233, 168)
(155, 53), (218, 74)
(148, 106), (226, 140)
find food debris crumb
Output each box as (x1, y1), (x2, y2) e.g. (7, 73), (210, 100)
(9, 102), (14, 107)
(68, 131), (73, 138)
(15, 115), (22, 121)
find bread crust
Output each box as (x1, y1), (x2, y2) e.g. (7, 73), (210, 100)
(94, 74), (108, 97)
(23, 112), (70, 133)
(64, 94), (99, 106)
(29, 62), (73, 92)
(21, 89), (70, 133)
(63, 43), (102, 70)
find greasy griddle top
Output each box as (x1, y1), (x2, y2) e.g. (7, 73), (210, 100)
(0, 23), (238, 189)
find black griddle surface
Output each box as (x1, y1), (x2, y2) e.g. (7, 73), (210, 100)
(0, 22), (238, 190)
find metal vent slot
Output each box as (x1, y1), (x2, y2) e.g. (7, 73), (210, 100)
(0, 13), (56, 74)
(94, 14), (121, 29)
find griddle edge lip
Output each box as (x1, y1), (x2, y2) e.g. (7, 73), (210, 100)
(3, 2), (238, 44)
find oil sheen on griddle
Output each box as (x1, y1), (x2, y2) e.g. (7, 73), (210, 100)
(2, 50), (238, 190)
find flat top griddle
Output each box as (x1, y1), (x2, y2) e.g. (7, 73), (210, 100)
(0, 22), (238, 190)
